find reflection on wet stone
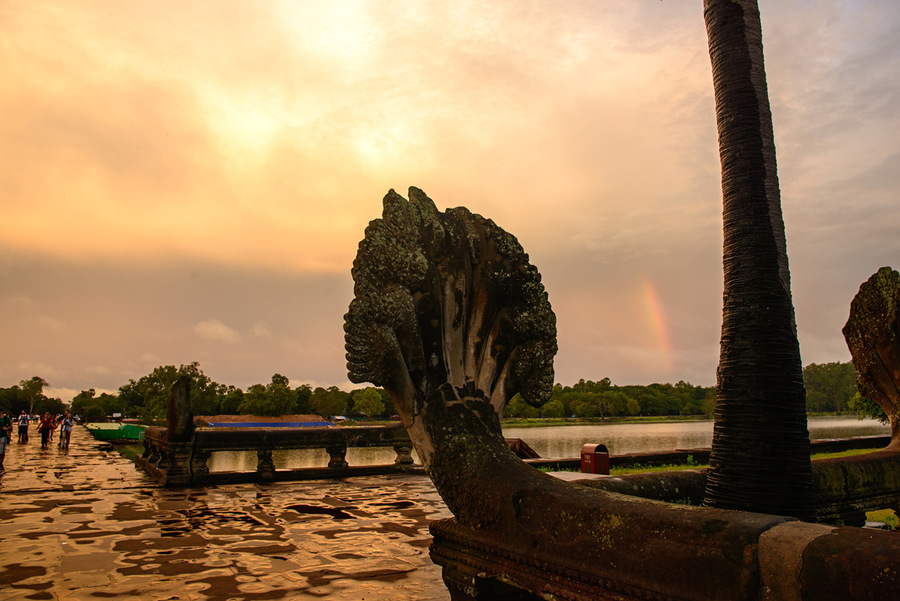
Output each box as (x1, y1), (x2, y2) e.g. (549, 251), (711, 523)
(0, 425), (452, 600)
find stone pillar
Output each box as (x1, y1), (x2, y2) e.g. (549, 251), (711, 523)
(162, 441), (193, 486)
(191, 448), (212, 479)
(167, 376), (194, 442)
(326, 444), (348, 468)
(143, 439), (159, 464)
(257, 448), (276, 480)
(393, 444), (414, 466)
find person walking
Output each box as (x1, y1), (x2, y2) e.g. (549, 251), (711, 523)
(58, 411), (74, 449)
(17, 410), (29, 443)
(0, 409), (12, 470)
(38, 412), (55, 449)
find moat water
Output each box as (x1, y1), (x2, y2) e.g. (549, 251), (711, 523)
(206, 416), (890, 472)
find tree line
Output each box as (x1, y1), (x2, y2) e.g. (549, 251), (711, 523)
(0, 377), (66, 417)
(0, 360), (884, 423)
(63, 362), (394, 422)
(505, 362), (883, 420)
(505, 378), (716, 419)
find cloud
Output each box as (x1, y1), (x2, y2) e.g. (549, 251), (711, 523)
(251, 321), (272, 337)
(5, 295), (35, 309)
(192, 319), (242, 344)
(0, 1), (898, 395)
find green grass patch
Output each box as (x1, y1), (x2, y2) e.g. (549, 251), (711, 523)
(503, 416), (712, 428)
(610, 463), (707, 475)
(866, 509), (898, 530)
(545, 449), (886, 476)
(116, 444), (145, 461)
(810, 448), (883, 460)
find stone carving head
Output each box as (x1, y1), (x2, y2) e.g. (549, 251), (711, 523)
(843, 266), (900, 439)
(344, 188), (556, 465)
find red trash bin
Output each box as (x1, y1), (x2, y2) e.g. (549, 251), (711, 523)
(580, 443), (610, 475)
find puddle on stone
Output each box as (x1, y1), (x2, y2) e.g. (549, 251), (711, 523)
(0, 429), (453, 600)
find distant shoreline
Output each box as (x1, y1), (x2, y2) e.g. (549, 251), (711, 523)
(500, 412), (875, 428)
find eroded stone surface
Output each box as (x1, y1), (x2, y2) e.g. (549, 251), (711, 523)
(843, 266), (900, 440)
(344, 187), (557, 472)
(0, 426), (451, 601)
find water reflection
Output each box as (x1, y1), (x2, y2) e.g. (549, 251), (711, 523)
(504, 416), (891, 458)
(206, 417), (889, 471)
(208, 446), (421, 473)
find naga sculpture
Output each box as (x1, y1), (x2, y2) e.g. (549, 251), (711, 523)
(344, 186), (558, 522)
(843, 266), (900, 443)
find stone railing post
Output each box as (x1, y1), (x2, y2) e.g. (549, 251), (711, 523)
(393, 444), (414, 466)
(162, 441), (192, 486)
(191, 448), (212, 479)
(257, 448), (276, 480)
(326, 444), (348, 468)
(142, 437), (159, 465)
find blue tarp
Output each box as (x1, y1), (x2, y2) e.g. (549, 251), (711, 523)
(204, 421), (334, 428)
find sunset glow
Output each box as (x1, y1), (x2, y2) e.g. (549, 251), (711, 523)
(2, 1), (898, 401)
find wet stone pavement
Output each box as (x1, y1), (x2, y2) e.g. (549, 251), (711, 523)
(0, 426), (452, 600)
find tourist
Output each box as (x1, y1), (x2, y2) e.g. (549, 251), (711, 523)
(38, 412), (55, 449)
(58, 411), (74, 449)
(18, 410), (30, 443)
(0, 409), (11, 470)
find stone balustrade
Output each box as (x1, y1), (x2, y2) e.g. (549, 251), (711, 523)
(136, 422), (417, 486)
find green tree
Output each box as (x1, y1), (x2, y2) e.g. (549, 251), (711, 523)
(180, 362), (227, 415)
(71, 389), (101, 419)
(540, 399), (565, 418)
(234, 375), (297, 417)
(353, 387), (385, 420)
(119, 365), (179, 420)
(267, 373), (295, 415)
(504, 393), (539, 418)
(219, 387), (244, 414)
(848, 393), (888, 424)
(803, 362), (857, 413)
(118, 363), (225, 420)
(310, 386), (348, 420)
(702, 0), (814, 519)
(238, 384), (269, 415)
(0, 386), (21, 414)
(294, 384), (313, 414)
(572, 398), (598, 418)
(20, 376), (49, 414)
(626, 398), (641, 416)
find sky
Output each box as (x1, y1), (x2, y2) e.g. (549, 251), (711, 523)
(2, 0), (899, 403)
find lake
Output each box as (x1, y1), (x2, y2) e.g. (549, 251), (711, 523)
(504, 416), (890, 457)
(206, 416), (890, 472)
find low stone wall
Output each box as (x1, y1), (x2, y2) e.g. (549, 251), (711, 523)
(524, 434), (891, 472)
(558, 440), (900, 527)
(136, 423), (417, 486)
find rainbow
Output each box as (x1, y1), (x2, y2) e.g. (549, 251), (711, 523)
(642, 278), (674, 374)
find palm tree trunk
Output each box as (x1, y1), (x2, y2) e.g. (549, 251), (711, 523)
(702, 0), (815, 520)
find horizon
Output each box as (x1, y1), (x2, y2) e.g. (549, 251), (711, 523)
(3, 1), (899, 403)
(9, 357), (859, 405)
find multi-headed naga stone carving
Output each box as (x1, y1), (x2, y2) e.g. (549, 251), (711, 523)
(345, 187), (556, 478)
(843, 266), (900, 442)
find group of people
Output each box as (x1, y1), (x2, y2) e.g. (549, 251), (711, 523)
(0, 409), (76, 470)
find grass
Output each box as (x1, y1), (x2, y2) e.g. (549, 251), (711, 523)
(503, 415), (712, 428)
(809, 448), (882, 460)
(550, 448), (885, 477)
(866, 509), (899, 530)
(116, 444), (144, 461)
